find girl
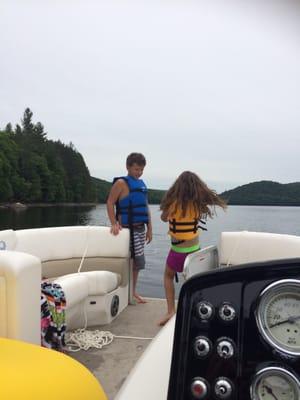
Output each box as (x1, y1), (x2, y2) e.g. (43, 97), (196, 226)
(158, 171), (226, 326)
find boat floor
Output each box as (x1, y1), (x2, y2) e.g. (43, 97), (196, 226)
(68, 298), (167, 400)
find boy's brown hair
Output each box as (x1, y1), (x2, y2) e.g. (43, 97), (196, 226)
(126, 153), (146, 167)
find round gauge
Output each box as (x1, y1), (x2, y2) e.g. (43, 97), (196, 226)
(250, 366), (300, 400)
(256, 279), (300, 355)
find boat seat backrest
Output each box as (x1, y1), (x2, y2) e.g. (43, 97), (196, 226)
(0, 226), (130, 284)
(220, 231), (300, 266)
(14, 226), (129, 260)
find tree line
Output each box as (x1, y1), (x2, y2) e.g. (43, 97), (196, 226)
(0, 109), (165, 204)
(1, 111), (298, 206)
(221, 181), (300, 206)
(0, 108), (96, 203)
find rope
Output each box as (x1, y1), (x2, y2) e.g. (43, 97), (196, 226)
(65, 329), (114, 352)
(65, 329), (154, 352)
(64, 296), (153, 352)
(78, 225), (90, 273)
(114, 334), (154, 340)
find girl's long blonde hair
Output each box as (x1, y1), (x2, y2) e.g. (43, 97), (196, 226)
(160, 171), (227, 218)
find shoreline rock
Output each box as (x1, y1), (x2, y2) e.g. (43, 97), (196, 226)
(0, 202), (98, 209)
(0, 202), (28, 210)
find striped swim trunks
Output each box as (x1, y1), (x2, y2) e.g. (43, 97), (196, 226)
(131, 225), (146, 270)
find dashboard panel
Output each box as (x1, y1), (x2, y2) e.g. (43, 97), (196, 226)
(167, 258), (300, 400)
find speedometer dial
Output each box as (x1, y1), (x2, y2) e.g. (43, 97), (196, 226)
(256, 279), (300, 355)
(250, 366), (300, 400)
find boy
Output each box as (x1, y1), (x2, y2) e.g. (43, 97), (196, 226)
(106, 152), (152, 304)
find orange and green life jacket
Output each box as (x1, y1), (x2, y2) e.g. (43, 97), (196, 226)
(168, 203), (206, 241)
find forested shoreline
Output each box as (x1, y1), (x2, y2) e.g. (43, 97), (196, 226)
(0, 109), (165, 205)
(1, 109), (299, 206)
(0, 109), (96, 203)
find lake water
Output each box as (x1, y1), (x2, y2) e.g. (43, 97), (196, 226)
(1, 205), (300, 298)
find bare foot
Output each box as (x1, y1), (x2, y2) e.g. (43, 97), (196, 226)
(158, 312), (175, 326)
(133, 293), (147, 304)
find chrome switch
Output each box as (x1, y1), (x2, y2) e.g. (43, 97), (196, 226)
(219, 303), (236, 321)
(194, 336), (212, 358)
(216, 338), (235, 359)
(197, 301), (213, 320)
(214, 378), (233, 399)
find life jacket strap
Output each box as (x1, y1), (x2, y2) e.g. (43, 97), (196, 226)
(129, 188), (148, 193)
(170, 227), (197, 233)
(169, 218), (207, 233)
(119, 203), (147, 210)
(128, 200), (135, 259)
(171, 239), (186, 245)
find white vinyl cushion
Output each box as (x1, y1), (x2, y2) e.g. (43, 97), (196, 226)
(80, 271), (121, 296)
(220, 231), (300, 266)
(0, 230), (17, 251)
(53, 271), (121, 308)
(53, 274), (89, 308)
(0, 251), (41, 344)
(14, 226), (130, 262)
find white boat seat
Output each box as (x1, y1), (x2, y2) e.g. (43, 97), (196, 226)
(54, 271), (121, 308)
(220, 231), (300, 266)
(183, 231), (300, 280)
(53, 271), (122, 330)
(0, 226), (130, 343)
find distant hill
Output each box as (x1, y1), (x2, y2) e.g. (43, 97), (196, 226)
(220, 181), (300, 206)
(147, 188), (166, 204)
(6, 110), (298, 207)
(92, 177), (165, 204)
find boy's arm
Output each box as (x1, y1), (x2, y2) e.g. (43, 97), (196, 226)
(146, 204), (153, 243)
(106, 180), (124, 235)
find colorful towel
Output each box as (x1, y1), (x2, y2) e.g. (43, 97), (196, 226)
(41, 282), (66, 351)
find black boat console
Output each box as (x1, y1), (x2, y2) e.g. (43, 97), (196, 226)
(167, 259), (300, 400)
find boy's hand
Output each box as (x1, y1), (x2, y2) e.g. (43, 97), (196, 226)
(110, 222), (122, 235)
(146, 227), (152, 243)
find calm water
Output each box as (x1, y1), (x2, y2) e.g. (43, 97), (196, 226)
(1, 205), (300, 298)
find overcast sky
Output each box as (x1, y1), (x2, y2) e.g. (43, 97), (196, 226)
(1, 0), (299, 192)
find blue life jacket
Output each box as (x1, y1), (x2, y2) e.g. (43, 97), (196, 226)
(113, 176), (149, 226)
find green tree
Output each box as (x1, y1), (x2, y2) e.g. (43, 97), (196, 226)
(0, 131), (19, 201)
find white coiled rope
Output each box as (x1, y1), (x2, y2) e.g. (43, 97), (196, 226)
(65, 329), (114, 352)
(65, 329), (154, 352)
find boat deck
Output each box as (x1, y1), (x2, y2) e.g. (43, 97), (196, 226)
(68, 298), (166, 400)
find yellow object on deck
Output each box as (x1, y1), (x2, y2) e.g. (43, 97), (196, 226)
(0, 338), (108, 400)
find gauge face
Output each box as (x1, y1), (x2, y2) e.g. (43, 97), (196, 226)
(256, 279), (300, 355)
(251, 366), (300, 400)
